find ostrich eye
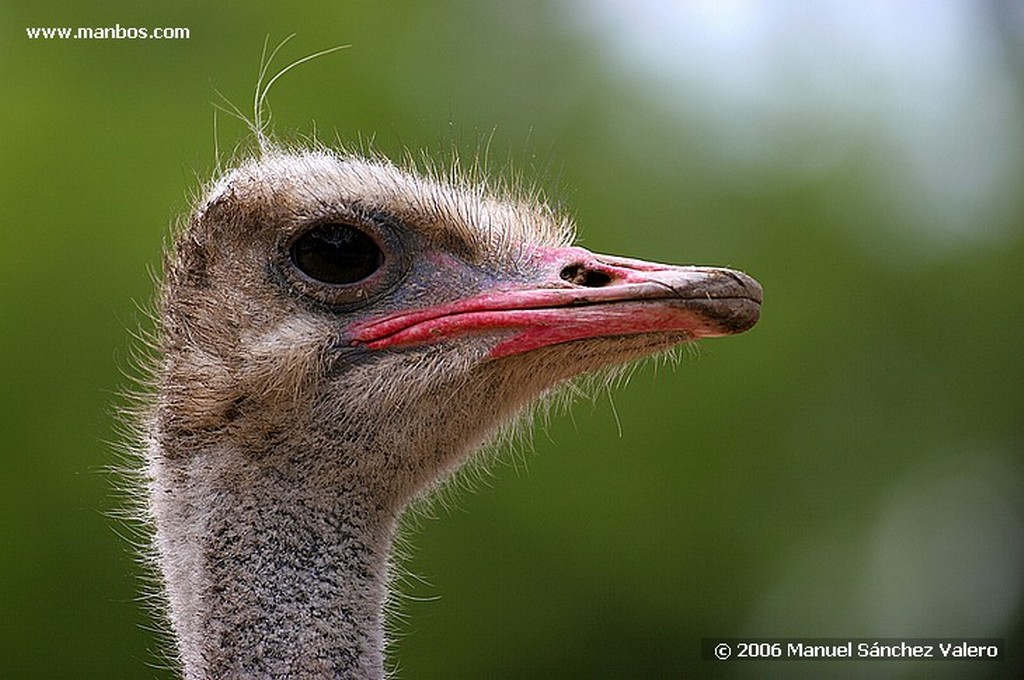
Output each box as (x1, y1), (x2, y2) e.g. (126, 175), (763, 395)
(291, 223), (383, 285)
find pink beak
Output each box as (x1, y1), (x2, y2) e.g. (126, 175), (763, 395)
(351, 246), (762, 359)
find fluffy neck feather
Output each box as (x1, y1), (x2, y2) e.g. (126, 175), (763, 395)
(146, 349), (536, 679)
(148, 435), (400, 679)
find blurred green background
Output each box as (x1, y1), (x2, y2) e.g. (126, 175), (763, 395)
(2, 1), (1022, 678)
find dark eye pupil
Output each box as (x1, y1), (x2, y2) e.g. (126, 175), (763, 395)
(291, 223), (383, 285)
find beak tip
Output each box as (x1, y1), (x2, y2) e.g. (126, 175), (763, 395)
(692, 268), (762, 336)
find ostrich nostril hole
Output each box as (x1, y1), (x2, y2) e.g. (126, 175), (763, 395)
(560, 264), (613, 287)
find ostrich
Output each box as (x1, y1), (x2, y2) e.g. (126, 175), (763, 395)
(139, 143), (761, 678)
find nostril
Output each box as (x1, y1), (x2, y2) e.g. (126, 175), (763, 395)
(560, 263), (613, 288)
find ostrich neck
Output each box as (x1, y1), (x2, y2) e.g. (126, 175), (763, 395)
(148, 441), (398, 680)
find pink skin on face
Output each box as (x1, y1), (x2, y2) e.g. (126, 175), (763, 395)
(350, 246), (762, 359)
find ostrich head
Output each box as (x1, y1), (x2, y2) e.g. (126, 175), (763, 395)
(145, 146), (761, 678)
